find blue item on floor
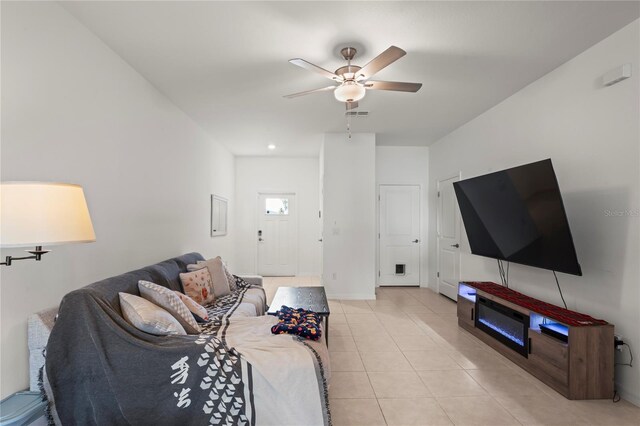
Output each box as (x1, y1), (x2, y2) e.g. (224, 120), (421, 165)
(0, 391), (45, 426)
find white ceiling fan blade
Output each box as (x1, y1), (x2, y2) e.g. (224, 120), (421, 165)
(346, 101), (359, 111)
(289, 58), (342, 82)
(283, 85), (337, 99)
(357, 46), (406, 80)
(364, 80), (422, 92)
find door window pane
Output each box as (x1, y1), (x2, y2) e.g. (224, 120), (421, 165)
(265, 198), (289, 215)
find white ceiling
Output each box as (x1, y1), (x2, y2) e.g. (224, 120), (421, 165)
(61, 1), (639, 157)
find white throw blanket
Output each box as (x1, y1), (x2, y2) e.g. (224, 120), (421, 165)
(226, 316), (331, 426)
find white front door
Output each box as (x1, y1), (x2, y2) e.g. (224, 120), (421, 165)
(437, 175), (461, 300)
(379, 185), (421, 286)
(257, 193), (297, 276)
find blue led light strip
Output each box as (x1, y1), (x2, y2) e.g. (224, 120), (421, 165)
(541, 322), (569, 337)
(478, 318), (525, 346)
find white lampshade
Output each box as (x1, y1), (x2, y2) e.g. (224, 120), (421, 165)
(0, 182), (96, 248)
(334, 81), (366, 103)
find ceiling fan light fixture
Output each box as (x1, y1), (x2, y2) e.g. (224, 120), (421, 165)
(334, 81), (366, 103)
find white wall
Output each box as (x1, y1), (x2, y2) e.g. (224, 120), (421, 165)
(234, 157), (320, 275)
(0, 2), (236, 398)
(322, 133), (376, 299)
(428, 20), (640, 404)
(376, 146), (430, 286)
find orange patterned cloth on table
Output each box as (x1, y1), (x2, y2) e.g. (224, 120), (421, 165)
(271, 305), (322, 341)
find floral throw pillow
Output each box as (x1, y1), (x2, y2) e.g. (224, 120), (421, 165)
(179, 268), (216, 306)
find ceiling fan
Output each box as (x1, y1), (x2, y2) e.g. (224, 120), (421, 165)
(284, 46), (422, 110)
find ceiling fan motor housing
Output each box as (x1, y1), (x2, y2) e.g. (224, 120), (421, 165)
(335, 65), (362, 80)
(337, 47), (363, 81)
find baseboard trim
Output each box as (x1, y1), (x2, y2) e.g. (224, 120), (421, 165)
(615, 380), (640, 407)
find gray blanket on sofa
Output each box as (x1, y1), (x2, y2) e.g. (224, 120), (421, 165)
(42, 254), (330, 426)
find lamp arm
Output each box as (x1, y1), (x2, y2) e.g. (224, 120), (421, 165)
(0, 246), (50, 266)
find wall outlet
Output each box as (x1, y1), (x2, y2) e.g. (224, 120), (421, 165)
(614, 334), (624, 351)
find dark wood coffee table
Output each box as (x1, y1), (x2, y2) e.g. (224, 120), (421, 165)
(267, 286), (331, 346)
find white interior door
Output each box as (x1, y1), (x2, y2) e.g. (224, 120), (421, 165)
(379, 185), (421, 286)
(437, 175), (461, 300)
(257, 193), (297, 276)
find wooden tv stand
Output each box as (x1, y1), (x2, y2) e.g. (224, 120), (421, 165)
(457, 281), (614, 400)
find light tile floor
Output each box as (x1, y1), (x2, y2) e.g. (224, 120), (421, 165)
(263, 278), (640, 426)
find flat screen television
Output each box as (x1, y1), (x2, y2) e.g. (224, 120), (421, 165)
(453, 159), (582, 276)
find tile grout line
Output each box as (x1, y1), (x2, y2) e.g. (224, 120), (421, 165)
(372, 291), (452, 424)
(487, 393), (525, 425)
(431, 395), (457, 426)
(354, 316), (389, 425)
(405, 289), (537, 425)
(285, 284), (640, 424)
(403, 298), (466, 426)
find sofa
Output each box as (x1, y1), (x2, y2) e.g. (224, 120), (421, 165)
(30, 253), (331, 426)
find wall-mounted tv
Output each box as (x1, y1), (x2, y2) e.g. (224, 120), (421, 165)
(453, 159), (582, 276)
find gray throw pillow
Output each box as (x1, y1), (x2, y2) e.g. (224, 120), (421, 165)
(119, 292), (186, 336)
(222, 262), (237, 292)
(138, 280), (201, 334)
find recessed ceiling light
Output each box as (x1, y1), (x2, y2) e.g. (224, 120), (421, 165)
(267, 144), (276, 150)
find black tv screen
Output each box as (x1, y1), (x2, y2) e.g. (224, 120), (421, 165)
(453, 159), (582, 276)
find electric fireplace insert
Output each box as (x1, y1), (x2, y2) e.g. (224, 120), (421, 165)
(475, 296), (529, 357)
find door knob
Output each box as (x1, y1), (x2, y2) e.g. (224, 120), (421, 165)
(258, 238), (264, 242)
(451, 243), (459, 248)
(318, 238), (323, 242)
(412, 239), (419, 243)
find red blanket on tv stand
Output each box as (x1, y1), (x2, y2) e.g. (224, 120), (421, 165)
(462, 281), (608, 327)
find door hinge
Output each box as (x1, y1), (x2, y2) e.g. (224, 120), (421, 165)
(378, 233), (380, 239)
(437, 272), (440, 278)
(378, 270), (381, 277)
(437, 191), (440, 197)
(378, 195), (381, 201)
